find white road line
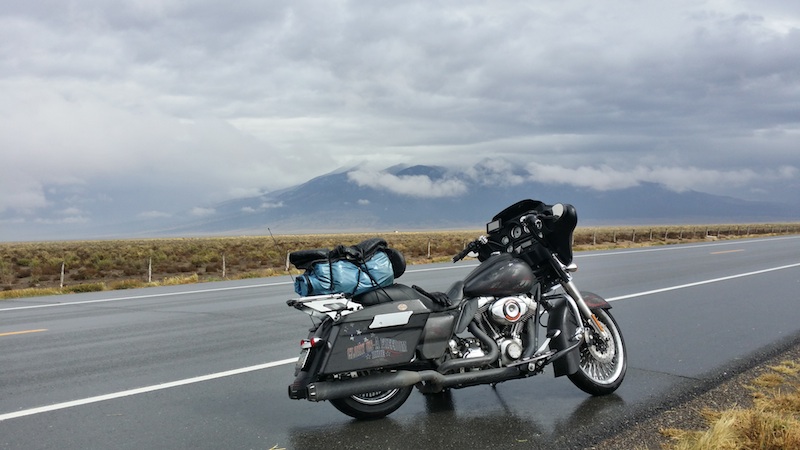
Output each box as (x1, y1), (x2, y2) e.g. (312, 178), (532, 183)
(2, 235), (796, 313)
(2, 259), (800, 422)
(0, 282), (291, 312)
(606, 262), (800, 301)
(0, 358), (298, 422)
(577, 234), (800, 258)
(0, 266), (474, 313)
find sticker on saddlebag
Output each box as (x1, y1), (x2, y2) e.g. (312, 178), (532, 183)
(369, 311), (414, 329)
(346, 335), (410, 361)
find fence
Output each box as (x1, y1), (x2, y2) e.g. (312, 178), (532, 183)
(2, 224), (800, 293)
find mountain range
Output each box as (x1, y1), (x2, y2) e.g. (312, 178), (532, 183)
(132, 161), (799, 237)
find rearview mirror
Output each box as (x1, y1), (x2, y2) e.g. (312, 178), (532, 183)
(551, 203), (564, 220)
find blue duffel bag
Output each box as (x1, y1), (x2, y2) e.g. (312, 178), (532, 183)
(291, 238), (404, 297)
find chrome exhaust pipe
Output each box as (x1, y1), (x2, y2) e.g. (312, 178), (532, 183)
(308, 371), (424, 402)
(306, 367), (524, 401)
(436, 322), (500, 374)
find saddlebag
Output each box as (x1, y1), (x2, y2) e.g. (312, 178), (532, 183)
(320, 299), (431, 374)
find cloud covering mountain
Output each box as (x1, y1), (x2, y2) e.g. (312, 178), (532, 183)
(56, 161), (790, 240)
(2, 1), (800, 240)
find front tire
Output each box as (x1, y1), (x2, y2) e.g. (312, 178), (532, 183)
(329, 385), (413, 420)
(568, 308), (627, 395)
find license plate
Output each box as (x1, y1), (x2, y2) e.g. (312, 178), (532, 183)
(295, 349), (310, 372)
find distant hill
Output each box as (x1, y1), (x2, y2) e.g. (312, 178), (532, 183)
(143, 161), (797, 236)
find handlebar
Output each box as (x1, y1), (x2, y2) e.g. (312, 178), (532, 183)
(521, 203), (564, 231)
(520, 214), (543, 231)
(452, 236), (487, 263)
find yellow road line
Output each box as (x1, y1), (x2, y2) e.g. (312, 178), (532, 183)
(711, 249), (745, 255)
(0, 329), (48, 337)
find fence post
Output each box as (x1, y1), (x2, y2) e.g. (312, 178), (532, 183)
(148, 257), (152, 283)
(593, 230), (597, 245)
(60, 262), (65, 289)
(285, 251), (290, 271)
(222, 253), (227, 279)
(631, 229), (636, 243)
(427, 239), (431, 258)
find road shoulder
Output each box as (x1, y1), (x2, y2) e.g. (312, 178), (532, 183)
(588, 333), (800, 449)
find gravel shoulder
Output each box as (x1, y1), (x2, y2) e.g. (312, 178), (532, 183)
(587, 334), (800, 449)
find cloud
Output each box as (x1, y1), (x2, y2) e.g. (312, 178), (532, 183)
(138, 210), (172, 219)
(1, 1), (800, 240)
(348, 169), (468, 198)
(190, 207), (215, 217)
(526, 163), (799, 193)
(465, 159), (528, 186)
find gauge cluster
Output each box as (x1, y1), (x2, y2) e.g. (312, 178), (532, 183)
(486, 212), (536, 255)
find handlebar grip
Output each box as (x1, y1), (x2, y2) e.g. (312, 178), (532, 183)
(452, 247), (471, 263)
(452, 240), (478, 262)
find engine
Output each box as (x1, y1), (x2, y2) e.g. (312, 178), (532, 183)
(446, 295), (538, 368)
(489, 295), (535, 325)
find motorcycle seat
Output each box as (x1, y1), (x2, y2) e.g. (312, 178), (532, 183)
(352, 282), (464, 312)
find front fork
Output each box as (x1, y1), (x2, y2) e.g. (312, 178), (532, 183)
(561, 280), (608, 337)
(551, 255), (609, 339)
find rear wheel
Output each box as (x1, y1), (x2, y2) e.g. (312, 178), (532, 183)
(329, 385), (413, 420)
(568, 308), (627, 395)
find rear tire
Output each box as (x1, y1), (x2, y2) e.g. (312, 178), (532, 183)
(568, 308), (627, 395)
(329, 385), (413, 420)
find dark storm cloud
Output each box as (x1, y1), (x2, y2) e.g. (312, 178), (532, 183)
(1, 0), (799, 237)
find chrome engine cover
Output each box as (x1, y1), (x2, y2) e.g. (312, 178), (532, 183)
(490, 295), (533, 325)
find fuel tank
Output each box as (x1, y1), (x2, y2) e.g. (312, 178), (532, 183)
(463, 253), (536, 297)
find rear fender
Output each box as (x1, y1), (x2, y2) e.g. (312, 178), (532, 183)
(288, 320), (333, 400)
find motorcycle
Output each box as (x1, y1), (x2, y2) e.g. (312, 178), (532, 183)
(286, 199), (626, 419)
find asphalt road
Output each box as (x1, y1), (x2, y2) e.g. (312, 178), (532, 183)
(2, 236), (800, 449)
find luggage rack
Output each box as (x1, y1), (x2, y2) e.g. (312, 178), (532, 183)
(287, 293), (364, 321)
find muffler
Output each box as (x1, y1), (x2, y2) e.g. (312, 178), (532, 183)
(308, 371), (424, 402)
(306, 367), (524, 401)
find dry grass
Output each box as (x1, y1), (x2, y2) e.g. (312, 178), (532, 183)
(661, 360), (800, 450)
(1, 224), (799, 299)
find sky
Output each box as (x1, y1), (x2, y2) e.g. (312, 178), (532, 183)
(2, 0), (799, 239)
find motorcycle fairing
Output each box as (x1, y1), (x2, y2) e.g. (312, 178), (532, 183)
(490, 199), (546, 224)
(485, 199), (577, 266)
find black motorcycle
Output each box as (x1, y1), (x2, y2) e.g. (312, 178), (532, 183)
(286, 199), (626, 419)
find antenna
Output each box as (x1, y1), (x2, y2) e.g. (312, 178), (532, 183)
(268, 227), (296, 284)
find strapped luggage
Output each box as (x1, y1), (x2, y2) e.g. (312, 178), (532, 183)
(291, 238), (405, 297)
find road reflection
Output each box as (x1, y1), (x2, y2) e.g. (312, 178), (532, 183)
(288, 387), (626, 449)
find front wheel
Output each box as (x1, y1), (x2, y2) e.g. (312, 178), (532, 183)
(568, 308), (627, 395)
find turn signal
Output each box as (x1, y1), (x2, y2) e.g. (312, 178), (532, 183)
(300, 338), (325, 349)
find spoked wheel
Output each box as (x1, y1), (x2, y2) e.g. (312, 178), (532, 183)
(329, 372), (413, 420)
(568, 308), (627, 395)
